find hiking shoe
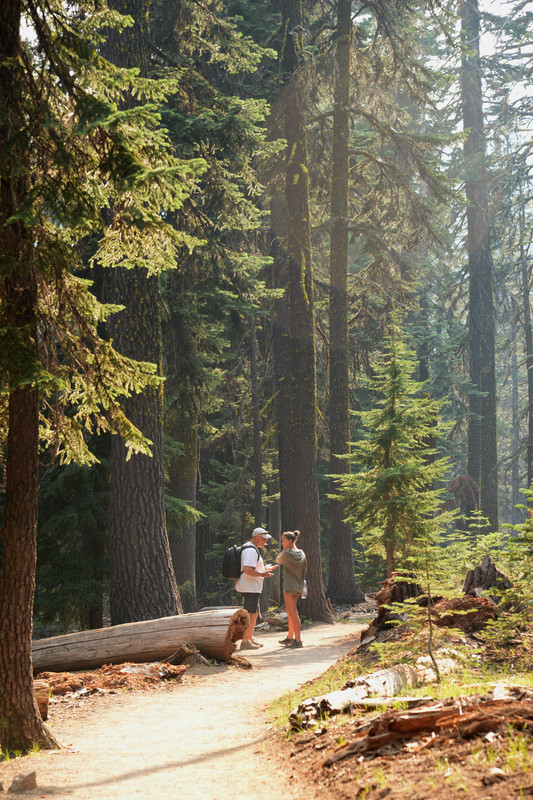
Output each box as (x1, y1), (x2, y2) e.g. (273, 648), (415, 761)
(278, 637), (293, 645)
(288, 639), (303, 649)
(240, 640), (261, 650)
(251, 638), (264, 647)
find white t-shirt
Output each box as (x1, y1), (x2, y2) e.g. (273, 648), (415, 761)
(235, 542), (265, 593)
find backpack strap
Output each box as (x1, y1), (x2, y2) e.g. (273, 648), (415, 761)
(241, 543), (260, 561)
(240, 543), (260, 576)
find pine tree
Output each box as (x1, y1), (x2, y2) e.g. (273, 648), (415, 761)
(149, 0), (278, 608)
(277, 0), (334, 622)
(100, 0), (183, 624)
(338, 312), (454, 577)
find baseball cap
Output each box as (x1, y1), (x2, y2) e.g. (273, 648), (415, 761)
(252, 527), (271, 539)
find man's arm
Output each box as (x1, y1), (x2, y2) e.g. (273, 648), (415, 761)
(242, 564), (277, 577)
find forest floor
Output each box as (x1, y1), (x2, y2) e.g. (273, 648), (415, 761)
(0, 617), (367, 798)
(1, 607), (532, 799)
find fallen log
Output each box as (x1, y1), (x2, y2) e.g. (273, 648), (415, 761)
(32, 608), (249, 673)
(289, 652), (457, 729)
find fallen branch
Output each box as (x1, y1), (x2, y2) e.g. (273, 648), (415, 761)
(323, 686), (533, 766)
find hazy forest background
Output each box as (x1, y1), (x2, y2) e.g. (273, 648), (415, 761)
(1, 0), (533, 705)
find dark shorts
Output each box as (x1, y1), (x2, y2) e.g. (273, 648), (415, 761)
(241, 592), (260, 614)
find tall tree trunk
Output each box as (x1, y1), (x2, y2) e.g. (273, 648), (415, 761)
(327, 0), (364, 605)
(266, 86), (293, 534)
(102, 0), (180, 622)
(511, 349), (520, 524)
(270, 207), (293, 531)
(0, 386), (58, 752)
(461, 0), (498, 531)
(281, 0), (334, 622)
(250, 316), (264, 524)
(163, 269), (200, 613)
(0, 2), (59, 752)
(105, 267), (181, 622)
(519, 192), (533, 495)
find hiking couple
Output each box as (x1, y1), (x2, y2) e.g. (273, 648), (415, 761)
(237, 526), (307, 651)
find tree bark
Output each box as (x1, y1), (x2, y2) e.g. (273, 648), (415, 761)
(250, 316), (264, 524)
(271, 234), (293, 530)
(519, 189), (533, 495)
(280, 0), (333, 623)
(102, 0), (181, 622)
(327, 0), (365, 605)
(0, 3), (59, 753)
(106, 267), (181, 622)
(461, 0), (498, 531)
(0, 386), (59, 752)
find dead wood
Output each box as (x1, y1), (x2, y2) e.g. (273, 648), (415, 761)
(37, 661), (188, 696)
(462, 554), (512, 600)
(360, 573), (423, 640)
(166, 643), (200, 664)
(227, 655), (253, 669)
(431, 595), (498, 633)
(323, 686), (533, 766)
(289, 653), (457, 730)
(32, 608), (250, 673)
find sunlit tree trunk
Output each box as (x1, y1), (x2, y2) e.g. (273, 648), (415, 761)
(250, 316), (264, 524)
(460, 0), (498, 531)
(519, 190), (533, 495)
(281, 0), (334, 622)
(328, 0), (365, 605)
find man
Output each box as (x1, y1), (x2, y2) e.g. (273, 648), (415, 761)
(236, 527), (277, 650)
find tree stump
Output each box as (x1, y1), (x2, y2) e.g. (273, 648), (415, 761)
(462, 554), (512, 601)
(360, 573), (423, 639)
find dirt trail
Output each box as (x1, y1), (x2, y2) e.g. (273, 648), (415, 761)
(1, 622), (363, 799)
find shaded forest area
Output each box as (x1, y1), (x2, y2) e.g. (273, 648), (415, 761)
(1, 0), (533, 752)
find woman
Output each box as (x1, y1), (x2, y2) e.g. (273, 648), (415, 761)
(275, 530), (307, 649)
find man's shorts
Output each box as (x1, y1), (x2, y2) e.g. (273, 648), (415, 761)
(241, 592), (260, 614)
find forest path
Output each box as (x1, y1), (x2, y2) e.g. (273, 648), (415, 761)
(3, 621), (364, 799)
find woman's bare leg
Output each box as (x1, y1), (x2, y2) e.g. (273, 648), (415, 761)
(284, 592), (301, 641)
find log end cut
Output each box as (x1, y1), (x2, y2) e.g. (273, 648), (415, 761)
(221, 608), (250, 661)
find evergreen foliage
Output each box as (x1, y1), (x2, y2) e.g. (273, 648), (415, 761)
(337, 311), (455, 577)
(1, 0), (206, 463)
(35, 455), (109, 634)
